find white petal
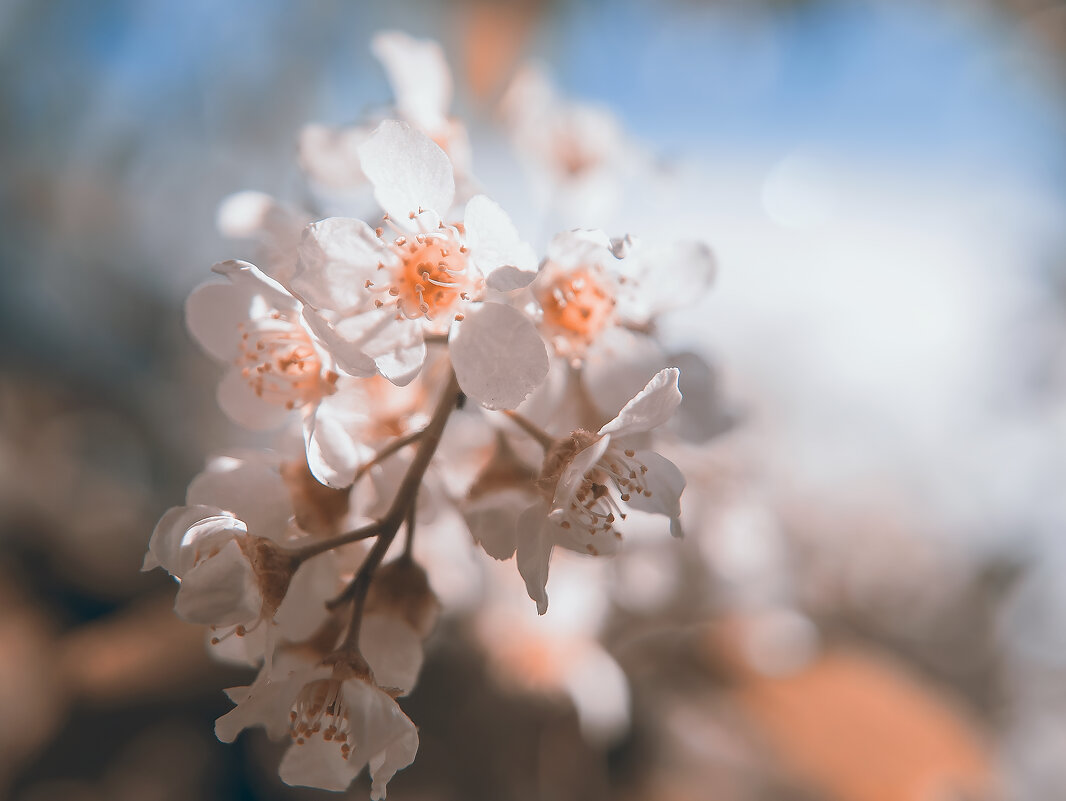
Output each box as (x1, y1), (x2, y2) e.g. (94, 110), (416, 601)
(144, 504), (234, 574)
(371, 31), (451, 133)
(186, 454), (291, 540)
(215, 665), (325, 744)
(298, 124), (371, 189)
(583, 328), (666, 420)
(450, 302), (549, 410)
(301, 307), (377, 377)
(216, 367), (291, 431)
(275, 553), (339, 639)
(280, 736), (360, 791)
(174, 538), (262, 626)
(485, 265), (538, 292)
(358, 120), (455, 219)
(545, 228), (613, 269)
(463, 488), (530, 560)
(369, 727), (419, 801)
(185, 260), (293, 362)
(346, 681), (419, 799)
(463, 195), (537, 284)
(624, 450), (685, 537)
(516, 501), (553, 614)
(617, 239), (716, 321)
(561, 644), (631, 744)
(303, 391), (370, 489)
(216, 192), (307, 260)
(292, 217), (385, 312)
(597, 367), (682, 438)
(360, 614), (424, 696)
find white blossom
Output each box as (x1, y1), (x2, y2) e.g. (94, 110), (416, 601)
(517, 368), (686, 613)
(292, 120), (548, 409)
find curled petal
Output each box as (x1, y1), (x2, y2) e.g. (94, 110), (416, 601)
(624, 450), (686, 538)
(597, 367), (681, 439)
(516, 501), (554, 614)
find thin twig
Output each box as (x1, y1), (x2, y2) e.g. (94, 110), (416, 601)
(502, 409), (555, 449)
(352, 428), (425, 483)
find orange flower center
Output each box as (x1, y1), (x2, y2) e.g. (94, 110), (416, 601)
(536, 266), (615, 359)
(237, 314), (336, 410)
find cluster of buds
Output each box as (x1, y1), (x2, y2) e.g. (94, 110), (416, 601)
(146, 31), (719, 798)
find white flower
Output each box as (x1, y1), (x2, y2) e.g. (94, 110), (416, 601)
(292, 120), (549, 409)
(534, 229), (716, 366)
(185, 259), (390, 486)
(517, 368), (687, 613)
(501, 63), (629, 189)
(216, 633), (422, 797)
(143, 452), (337, 648)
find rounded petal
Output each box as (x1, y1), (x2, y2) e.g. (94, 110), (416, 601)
(144, 504), (235, 574)
(186, 454), (292, 540)
(292, 217), (385, 311)
(450, 302), (549, 410)
(279, 735), (360, 791)
(597, 367), (681, 438)
(358, 120), (455, 219)
(174, 538), (262, 626)
(217, 367), (291, 431)
(303, 390), (372, 489)
(464, 194), (537, 282)
(360, 614), (424, 696)
(371, 31), (451, 133)
(463, 488), (532, 560)
(624, 450), (685, 537)
(275, 552), (340, 639)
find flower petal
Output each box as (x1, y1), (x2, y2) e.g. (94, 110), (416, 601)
(303, 388), (373, 489)
(450, 302), (549, 410)
(516, 501), (554, 614)
(358, 120), (455, 219)
(597, 367), (681, 439)
(185, 260), (295, 362)
(292, 217), (385, 312)
(217, 367), (291, 431)
(624, 450), (685, 537)
(360, 614), (424, 696)
(371, 31), (451, 133)
(186, 454), (292, 541)
(144, 504), (234, 574)
(298, 123), (371, 190)
(464, 194), (537, 285)
(174, 538), (262, 626)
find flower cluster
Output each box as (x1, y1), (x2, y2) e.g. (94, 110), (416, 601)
(146, 31), (719, 798)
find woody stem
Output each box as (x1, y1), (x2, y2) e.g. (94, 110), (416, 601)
(333, 365), (461, 652)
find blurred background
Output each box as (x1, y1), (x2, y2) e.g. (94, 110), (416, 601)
(2, 0), (1066, 799)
